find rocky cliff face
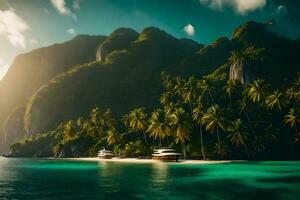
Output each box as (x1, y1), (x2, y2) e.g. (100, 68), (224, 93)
(229, 59), (253, 84)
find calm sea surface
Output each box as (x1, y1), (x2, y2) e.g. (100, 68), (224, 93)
(0, 158), (300, 200)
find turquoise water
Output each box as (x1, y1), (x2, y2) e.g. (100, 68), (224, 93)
(0, 158), (300, 200)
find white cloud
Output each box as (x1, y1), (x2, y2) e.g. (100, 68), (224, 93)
(50, 0), (77, 21)
(199, 0), (267, 15)
(67, 28), (76, 35)
(183, 24), (195, 36)
(0, 9), (30, 48)
(276, 5), (288, 15)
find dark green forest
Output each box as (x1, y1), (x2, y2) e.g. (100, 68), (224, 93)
(10, 62), (300, 160)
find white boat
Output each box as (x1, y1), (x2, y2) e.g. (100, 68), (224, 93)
(152, 148), (181, 162)
(98, 149), (114, 159)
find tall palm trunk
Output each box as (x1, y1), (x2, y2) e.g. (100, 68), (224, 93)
(245, 112), (256, 138)
(199, 126), (206, 159)
(243, 144), (250, 160)
(182, 142), (187, 160)
(143, 131), (148, 144)
(216, 126), (221, 146)
(189, 101), (193, 116)
(216, 126), (221, 158)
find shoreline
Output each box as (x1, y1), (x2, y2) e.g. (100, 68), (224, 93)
(58, 157), (240, 164)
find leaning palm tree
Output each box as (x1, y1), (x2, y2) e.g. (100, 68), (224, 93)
(284, 108), (299, 135)
(147, 109), (171, 148)
(227, 119), (249, 159)
(247, 79), (270, 104)
(169, 108), (192, 159)
(124, 108), (149, 144)
(265, 90), (286, 111)
(201, 105), (225, 157)
(192, 100), (206, 159)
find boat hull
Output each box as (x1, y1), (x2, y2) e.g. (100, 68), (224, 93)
(98, 155), (113, 159)
(152, 155), (179, 162)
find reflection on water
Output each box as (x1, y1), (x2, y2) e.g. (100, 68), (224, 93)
(0, 158), (300, 200)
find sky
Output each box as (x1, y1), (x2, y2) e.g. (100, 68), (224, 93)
(0, 0), (299, 79)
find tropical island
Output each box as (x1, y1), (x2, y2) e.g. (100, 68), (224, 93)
(0, 21), (297, 161)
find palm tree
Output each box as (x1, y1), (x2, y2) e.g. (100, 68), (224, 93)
(124, 108), (149, 144)
(169, 108), (192, 159)
(160, 92), (171, 106)
(107, 128), (120, 147)
(266, 90), (286, 111)
(247, 79), (270, 104)
(197, 79), (214, 103)
(213, 141), (229, 159)
(224, 79), (237, 105)
(164, 102), (178, 117)
(192, 100), (206, 159)
(227, 119), (249, 159)
(284, 108), (299, 135)
(251, 135), (267, 153)
(201, 105), (225, 157)
(90, 107), (104, 137)
(147, 109), (171, 148)
(239, 96), (256, 138)
(181, 76), (197, 113)
(174, 77), (185, 96)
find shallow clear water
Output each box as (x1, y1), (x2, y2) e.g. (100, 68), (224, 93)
(0, 158), (300, 200)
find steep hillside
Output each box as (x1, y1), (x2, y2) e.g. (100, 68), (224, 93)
(3, 21), (300, 154)
(0, 35), (107, 153)
(230, 21), (300, 85)
(24, 27), (202, 135)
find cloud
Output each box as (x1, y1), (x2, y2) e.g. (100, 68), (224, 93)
(67, 28), (76, 35)
(199, 0), (267, 15)
(183, 24), (195, 36)
(0, 9), (30, 48)
(276, 5), (288, 15)
(50, 0), (77, 21)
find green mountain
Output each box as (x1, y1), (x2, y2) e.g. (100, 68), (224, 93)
(2, 21), (300, 155)
(0, 35), (107, 152)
